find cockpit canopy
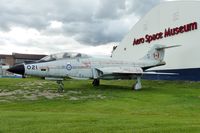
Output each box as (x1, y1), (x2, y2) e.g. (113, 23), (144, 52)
(40, 52), (91, 62)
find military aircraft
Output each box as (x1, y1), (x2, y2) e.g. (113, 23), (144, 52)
(7, 44), (179, 92)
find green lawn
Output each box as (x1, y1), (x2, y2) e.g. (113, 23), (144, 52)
(0, 78), (200, 133)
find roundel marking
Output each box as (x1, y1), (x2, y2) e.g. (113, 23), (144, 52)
(66, 64), (72, 70)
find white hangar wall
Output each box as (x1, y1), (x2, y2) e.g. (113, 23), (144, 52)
(112, 1), (200, 70)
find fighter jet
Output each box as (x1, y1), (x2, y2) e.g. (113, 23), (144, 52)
(7, 44), (179, 92)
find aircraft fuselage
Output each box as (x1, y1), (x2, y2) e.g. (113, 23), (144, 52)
(24, 57), (149, 79)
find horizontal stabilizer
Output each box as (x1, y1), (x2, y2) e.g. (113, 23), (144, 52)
(143, 71), (179, 75)
(156, 45), (181, 50)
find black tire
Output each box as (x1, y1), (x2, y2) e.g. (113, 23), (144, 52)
(92, 79), (100, 86)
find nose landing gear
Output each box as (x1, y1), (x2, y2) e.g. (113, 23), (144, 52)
(56, 80), (64, 92)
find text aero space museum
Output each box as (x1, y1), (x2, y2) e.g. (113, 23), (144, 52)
(112, 1), (200, 81)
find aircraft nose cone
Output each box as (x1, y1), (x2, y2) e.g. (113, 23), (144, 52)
(7, 64), (25, 75)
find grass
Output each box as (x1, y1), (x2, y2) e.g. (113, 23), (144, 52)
(0, 78), (200, 133)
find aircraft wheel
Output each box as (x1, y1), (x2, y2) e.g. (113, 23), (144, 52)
(92, 79), (100, 86)
(132, 83), (136, 90)
(56, 80), (64, 93)
(132, 77), (142, 90)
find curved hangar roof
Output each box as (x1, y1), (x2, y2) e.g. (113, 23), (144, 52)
(112, 1), (200, 70)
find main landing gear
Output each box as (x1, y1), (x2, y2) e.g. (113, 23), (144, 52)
(92, 78), (142, 90)
(92, 79), (100, 86)
(132, 76), (142, 90)
(56, 80), (64, 92)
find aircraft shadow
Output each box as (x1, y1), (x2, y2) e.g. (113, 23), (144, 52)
(92, 84), (134, 91)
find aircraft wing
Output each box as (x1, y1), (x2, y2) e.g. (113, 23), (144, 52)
(93, 67), (178, 79)
(94, 66), (143, 76)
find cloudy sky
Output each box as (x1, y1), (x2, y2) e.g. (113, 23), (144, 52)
(0, 0), (166, 56)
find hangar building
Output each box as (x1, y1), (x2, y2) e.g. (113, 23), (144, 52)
(112, 1), (200, 81)
(0, 53), (46, 77)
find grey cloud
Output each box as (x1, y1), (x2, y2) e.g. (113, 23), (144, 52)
(0, 0), (164, 45)
(68, 20), (128, 45)
(0, 0), (50, 30)
(126, 0), (164, 17)
(94, 0), (126, 19)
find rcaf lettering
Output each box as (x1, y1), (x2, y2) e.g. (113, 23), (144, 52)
(133, 22), (198, 46)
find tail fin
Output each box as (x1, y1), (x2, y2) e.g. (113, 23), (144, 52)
(141, 44), (180, 63)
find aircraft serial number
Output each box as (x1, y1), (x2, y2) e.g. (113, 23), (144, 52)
(27, 65), (38, 70)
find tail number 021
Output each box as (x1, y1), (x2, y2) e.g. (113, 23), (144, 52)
(27, 65), (38, 70)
